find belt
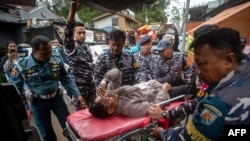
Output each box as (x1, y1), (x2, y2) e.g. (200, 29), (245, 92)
(34, 91), (57, 99)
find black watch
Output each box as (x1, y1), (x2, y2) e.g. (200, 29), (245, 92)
(162, 111), (167, 119)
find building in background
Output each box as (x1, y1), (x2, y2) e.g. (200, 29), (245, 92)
(93, 9), (141, 32)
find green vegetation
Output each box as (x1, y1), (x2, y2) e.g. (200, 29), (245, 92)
(39, 0), (172, 25)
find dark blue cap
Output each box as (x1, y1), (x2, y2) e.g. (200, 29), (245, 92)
(139, 35), (151, 45)
(155, 39), (170, 51)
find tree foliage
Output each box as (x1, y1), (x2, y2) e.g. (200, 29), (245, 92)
(170, 6), (182, 27)
(39, 0), (102, 25)
(38, 0), (170, 25)
(132, 0), (169, 25)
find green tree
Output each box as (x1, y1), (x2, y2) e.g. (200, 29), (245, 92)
(38, 0), (102, 25)
(132, 0), (170, 25)
(38, 0), (169, 26)
(77, 7), (102, 26)
(170, 6), (181, 27)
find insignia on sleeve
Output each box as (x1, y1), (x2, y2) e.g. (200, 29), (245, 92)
(11, 68), (18, 77)
(133, 61), (139, 69)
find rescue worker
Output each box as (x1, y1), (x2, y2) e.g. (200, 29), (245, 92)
(151, 39), (192, 86)
(63, 0), (95, 107)
(11, 35), (85, 141)
(148, 27), (250, 141)
(133, 35), (155, 82)
(94, 29), (139, 87)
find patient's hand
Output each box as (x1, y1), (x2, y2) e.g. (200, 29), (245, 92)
(162, 83), (172, 92)
(97, 79), (108, 96)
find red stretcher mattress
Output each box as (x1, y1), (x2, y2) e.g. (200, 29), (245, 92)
(67, 97), (186, 141)
(67, 109), (151, 141)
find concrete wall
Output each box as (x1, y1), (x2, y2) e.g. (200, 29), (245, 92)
(94, 14), (119, 29)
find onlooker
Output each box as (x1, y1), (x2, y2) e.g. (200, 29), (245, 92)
(63, 0), (95, 107)
(151, 30), (158, 42)
(133, 35), (154, 82)
(89, 68), (197, 118)
(126, 29), (136, 45)
(123, 36), (141, 54)
(148, 27), (250, 141)
(51, 39), (68, 64)
(11, 35), (85, 141)
(94, 29), (139, 87)
(0, 41), (18, 72)
(151, 39), (192, 86)
(0, 41), (20, 82)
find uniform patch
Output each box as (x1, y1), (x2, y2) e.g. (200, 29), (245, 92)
(133, 62), (139, 69)
(26, 69), (38, 78)
(11, 68), (18, 77)
(201, 108), (217, 125)
(27, 69), (35, 74)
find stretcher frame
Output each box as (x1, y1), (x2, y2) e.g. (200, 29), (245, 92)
(66, 95), (187, 141)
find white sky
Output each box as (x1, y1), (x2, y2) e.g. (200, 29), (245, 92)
(171, 0), (216, 8)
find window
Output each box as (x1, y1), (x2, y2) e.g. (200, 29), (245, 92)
(112, 18), (118, 26)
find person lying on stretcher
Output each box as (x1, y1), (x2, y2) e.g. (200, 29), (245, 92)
(88, 68), (198, 118)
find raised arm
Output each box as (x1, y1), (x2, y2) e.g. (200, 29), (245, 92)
(172, 24), (180, 52)
(63, 0), (81, 55)
(67, 0), (80, 23)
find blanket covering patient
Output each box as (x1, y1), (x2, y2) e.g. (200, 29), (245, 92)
(89, 68), (196, 118)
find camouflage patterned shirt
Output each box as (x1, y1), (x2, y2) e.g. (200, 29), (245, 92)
(63, 21), (95, 104)
(150, 52), (192, 83)
(94, 49), (139, 87)
(133, 52), (155, 83)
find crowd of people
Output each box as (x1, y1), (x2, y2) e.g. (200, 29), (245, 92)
(0, 0), (250, 141)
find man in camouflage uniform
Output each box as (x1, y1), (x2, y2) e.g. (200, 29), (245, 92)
(133, 35), (155, 83)
(148, 27), (250, 141)
(151, 39), (192, 86)
(63, 1), (95, 107)
(94, 29), (139, 87)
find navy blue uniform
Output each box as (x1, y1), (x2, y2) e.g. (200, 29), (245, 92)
(63, 21), (96, 105)
(94, 49), (139, 87)
(11, 54), (80, 141)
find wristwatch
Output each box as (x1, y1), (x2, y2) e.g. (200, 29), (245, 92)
(162, 111), (167, 119)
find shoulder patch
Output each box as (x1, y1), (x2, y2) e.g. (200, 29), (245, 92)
(11, 68), (18, 77)
(133, 61), (139, 69)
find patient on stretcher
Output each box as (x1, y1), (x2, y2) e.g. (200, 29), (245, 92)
(89, 68), (198, 118)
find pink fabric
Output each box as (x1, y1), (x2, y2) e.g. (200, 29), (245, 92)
(67, 100), (186, 140)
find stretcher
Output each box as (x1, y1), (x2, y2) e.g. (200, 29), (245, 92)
(66, 95), (187, 141)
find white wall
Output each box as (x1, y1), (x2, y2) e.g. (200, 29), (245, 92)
(94, 14), (119, 29)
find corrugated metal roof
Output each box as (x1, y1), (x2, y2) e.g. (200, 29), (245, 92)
(29, 5), (57, 20)
(0, 12), (21, 23)
(93, 12), (141, 24)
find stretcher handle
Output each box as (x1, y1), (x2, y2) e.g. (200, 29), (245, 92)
(157, 95), (186, 107)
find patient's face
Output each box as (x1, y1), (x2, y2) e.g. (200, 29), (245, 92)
(95, 93), (118, 113)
